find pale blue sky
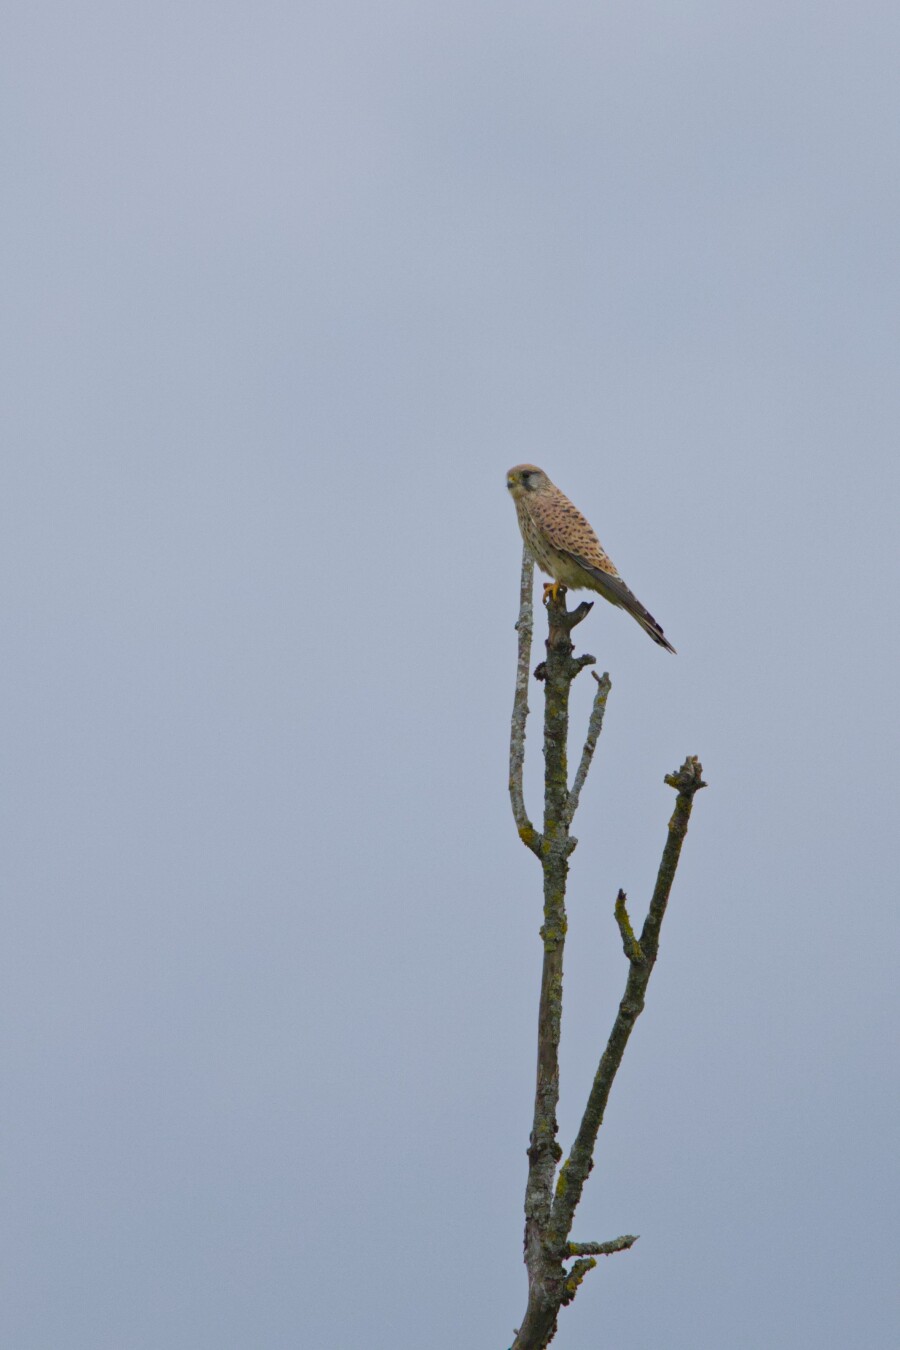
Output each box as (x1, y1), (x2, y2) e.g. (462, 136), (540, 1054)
(2, 3), (898, 1346)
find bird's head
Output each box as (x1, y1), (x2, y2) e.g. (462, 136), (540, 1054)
(506, 464), (548, 500)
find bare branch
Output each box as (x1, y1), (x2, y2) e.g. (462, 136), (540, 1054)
(521, 591), (583, 1286)
(568, 1235), (639, 1257)
(562, 670), (612, 827)
(509, 549), (542, 856)
(551, 758), (707, 1241)
(513, 587), (603, 1350)
(508, 563), (706, 1349)
(614, 889), (644, 963)
(559, 1257), (596, 1307)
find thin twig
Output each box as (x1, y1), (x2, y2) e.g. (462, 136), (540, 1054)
(562, 670), (612, 827)
(509, 548), (541, 856)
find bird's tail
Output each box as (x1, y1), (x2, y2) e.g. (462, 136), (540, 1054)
(629, 600), (676, 653)
(572, 554), (677, 653)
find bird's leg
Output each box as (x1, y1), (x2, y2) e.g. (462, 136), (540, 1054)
(542, 580), (564, 604)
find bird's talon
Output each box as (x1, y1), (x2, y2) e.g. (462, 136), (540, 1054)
(542, 581), (563, 604)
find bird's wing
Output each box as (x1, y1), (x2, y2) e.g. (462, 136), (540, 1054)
(527, 489), (619, 576)
(564, 555), (633, 607)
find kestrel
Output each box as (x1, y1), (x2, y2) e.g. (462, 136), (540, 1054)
(507, 464), (676, 652)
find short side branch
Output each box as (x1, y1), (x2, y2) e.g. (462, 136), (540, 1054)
(557, 1235), (639, 1309)
(509, 549), (542, 856)
(560, 1257), (596, 1307)
(568, 1235), (639, 1257)
(552, 757), (707, 1237)
(614, 889), (644, 963)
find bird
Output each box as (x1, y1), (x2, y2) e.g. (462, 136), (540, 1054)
(506, 464), (676, 652)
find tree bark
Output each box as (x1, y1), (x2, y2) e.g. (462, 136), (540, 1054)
(508, 556), (706, 1349)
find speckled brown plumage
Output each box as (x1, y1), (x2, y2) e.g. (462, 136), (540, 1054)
(506, 464), (676, 652)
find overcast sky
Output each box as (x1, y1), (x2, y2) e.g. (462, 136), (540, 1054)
(2, 3), (899, 1347)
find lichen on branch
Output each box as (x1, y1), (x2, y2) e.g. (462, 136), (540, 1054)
(506, 551), (706, 1350)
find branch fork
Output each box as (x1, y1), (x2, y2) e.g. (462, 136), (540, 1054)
(506, 547), (706, 1349)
